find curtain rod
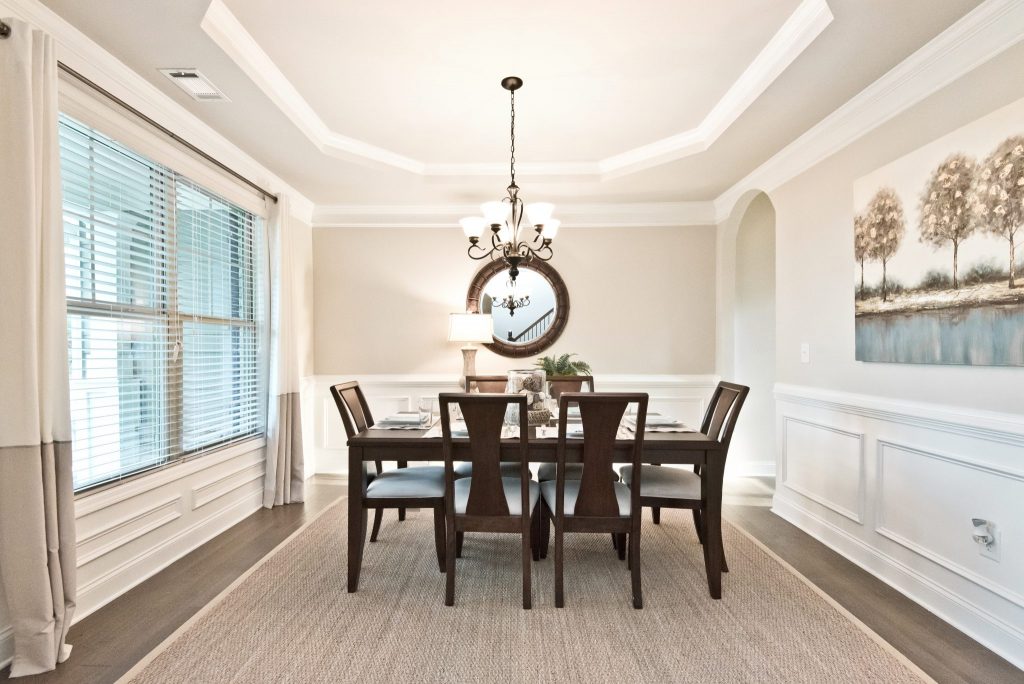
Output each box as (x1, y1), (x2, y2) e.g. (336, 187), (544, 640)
(58, 63), (278, 203)
(0, 19), (278, 203)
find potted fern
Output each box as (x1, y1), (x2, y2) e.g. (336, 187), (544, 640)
(535, 353), (593, 400)
(535, 353), (592, 376)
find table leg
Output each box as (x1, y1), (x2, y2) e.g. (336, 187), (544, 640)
(704, 449), (725, 599)
(347, 446), (366, 592)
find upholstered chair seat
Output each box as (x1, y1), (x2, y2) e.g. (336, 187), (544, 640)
(537, 462), (619, 482)
(454, 477), (540, 516)
(540, 480), (631, 517)
(453, 462), (523, 478)
(619, 465), (700, 500)
(366, 469), (445, 499)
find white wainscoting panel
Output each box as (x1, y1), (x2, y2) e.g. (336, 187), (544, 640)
(773, 384), (1024, 670)
(73, 439), (266, 622)
(780, 416), (864, 523)
(312, 374), (726, 476)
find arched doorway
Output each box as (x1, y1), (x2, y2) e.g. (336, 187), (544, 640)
(719, 191), (776, 475)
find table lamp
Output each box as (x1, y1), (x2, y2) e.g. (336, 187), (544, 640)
(448, 312), (494, 389)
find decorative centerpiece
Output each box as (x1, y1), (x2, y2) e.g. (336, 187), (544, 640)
(504, 369), (551, 426)
(535, 352), (592, 397)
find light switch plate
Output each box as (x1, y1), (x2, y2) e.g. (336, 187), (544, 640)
(800, 343), (810, 364)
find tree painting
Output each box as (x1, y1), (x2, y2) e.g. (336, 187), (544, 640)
(864, 187), (905, 301)
(973, 136), (1024, 288)
(853, 212), (870, 299)
(918, 154), (976, 288)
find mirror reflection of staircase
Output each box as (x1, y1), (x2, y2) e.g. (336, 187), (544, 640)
(507, 308), (554, 342)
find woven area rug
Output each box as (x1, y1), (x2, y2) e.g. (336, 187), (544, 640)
(121, 501), (929, 683)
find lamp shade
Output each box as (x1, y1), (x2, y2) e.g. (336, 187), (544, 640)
(448, 313), (494, 343)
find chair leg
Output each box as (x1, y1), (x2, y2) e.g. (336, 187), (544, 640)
(611, 533), (618, 550)
(370, 508), (383, 543)
(540, 503), (550, 560)
(359, 506), (368, 554)
(630, 522), (643, 609)
(693, 508), (705, 545)
(445, 520), (456, 607)
(432, 503), (445, 573)
(522, 515), (533, 610)
(531, 509), (541, 562)
(554, 523), (565, 608)
(652, 507), (661, 524)
(616, 533), (627, 561)
(717, 521), (729, 573)
(456, 531), (465, 558)
(398, 507), (406, 522)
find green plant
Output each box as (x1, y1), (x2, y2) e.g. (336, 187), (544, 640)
(535, 353), (592, 377)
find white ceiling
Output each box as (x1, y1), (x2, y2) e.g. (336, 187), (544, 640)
(38, 0), (984, 208)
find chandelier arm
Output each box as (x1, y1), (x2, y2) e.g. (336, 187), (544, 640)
(467, 243), (494, 260)
(531, 244), (554, 261)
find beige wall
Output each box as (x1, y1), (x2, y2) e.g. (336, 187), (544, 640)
(313, 226), (717, 376)
(287, 213), (315, 379)
(769, 43), (1024, 413)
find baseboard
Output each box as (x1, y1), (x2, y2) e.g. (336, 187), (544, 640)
(771, 495), (1024, 671)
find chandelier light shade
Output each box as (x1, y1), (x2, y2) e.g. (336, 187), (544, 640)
(461, 76), (556, 282)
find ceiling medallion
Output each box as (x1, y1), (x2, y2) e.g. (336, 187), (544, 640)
(460, 76), (559, 283)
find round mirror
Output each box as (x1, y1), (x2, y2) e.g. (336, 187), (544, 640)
(466, 260), (569, 358)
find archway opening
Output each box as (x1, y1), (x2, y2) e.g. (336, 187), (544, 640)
(731, 192), (776, 475)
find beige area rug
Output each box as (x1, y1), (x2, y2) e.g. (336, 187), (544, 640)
(122, 501), (930, 683)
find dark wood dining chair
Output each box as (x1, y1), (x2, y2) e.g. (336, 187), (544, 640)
(540, 392), (648, 609)
(537, 376), (615, 484)
(440, 393), (540, 609)
(465, 374), (509, 393)
(620, 381), (748, 573)
(330, 381), (446, 556)
(457, 375), (521, 481)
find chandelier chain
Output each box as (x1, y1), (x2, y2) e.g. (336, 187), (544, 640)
(509, 88), (516, 186)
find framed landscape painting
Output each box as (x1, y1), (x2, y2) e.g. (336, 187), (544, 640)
(853, 96), (1024, 366)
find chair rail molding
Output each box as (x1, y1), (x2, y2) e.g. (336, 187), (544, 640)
(773, 383), (1024, 670)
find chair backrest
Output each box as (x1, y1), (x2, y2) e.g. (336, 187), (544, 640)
(465, 375), (509, 393)
(329, 381), (383, 476)
(699, 381), (749, 457)
(547, 375), (595, 401)
(556, 393), (647, 519)
(439, 393), (529, 518)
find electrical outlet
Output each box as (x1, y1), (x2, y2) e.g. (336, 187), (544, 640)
(980, 529), (1000, 562)
(800, 343), (810, 364)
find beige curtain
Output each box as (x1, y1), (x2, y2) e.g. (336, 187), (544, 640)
(263, 195), (305, 508)
(0, 19), (77, 676)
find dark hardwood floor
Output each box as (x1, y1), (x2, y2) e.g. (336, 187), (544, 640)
(6, 477), (1020, 683)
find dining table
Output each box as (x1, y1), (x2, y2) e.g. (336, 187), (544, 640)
(345, 423), (728, 598)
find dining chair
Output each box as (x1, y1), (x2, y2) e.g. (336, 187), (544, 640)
(619, 381), (748, 573)
(330, 381), (447, 557)
(541, 392), (648, 609)
(457, 375), (521, 481)
(440, 393), (540, 609)
(465, 374), (509, 393)
(537, 376), (615, 484)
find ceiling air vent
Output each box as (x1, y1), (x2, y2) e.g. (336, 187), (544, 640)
(159, 68), (229, 102)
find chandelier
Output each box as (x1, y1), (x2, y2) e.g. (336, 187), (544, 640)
(490, 278), (531, 317)
(460, 76), (559, 283)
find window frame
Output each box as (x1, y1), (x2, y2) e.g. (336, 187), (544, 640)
(60, 113), (267, 494)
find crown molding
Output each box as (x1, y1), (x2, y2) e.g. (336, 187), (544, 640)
(599, 0), (833, 178)
(0, 0), (315, 222)
(712, 0), (1024, 222)
(200, 0), (831, 180)
(312, 202), (717, 229)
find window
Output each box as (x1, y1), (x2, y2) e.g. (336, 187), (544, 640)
(60, 115), (264, 491)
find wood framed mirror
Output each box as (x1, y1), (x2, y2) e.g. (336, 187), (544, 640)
(466, 260), (570, 358)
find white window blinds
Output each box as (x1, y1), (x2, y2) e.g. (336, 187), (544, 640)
(60, 114), (264, 491)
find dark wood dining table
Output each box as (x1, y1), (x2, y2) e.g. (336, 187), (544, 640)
(345, 426), (728, 598)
